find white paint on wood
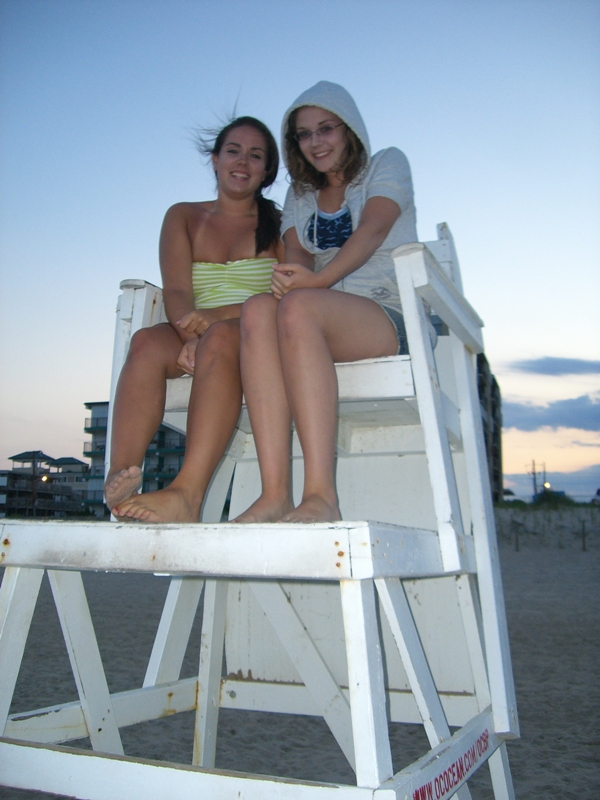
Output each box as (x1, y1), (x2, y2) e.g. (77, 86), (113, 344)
(487, 743), (517, 800)
(0, 739), (372, 800)
(0, 520), (460, 580)
(451, 339), (518, 736)
(375, 578), (450, 746)
(0, 568), (44, 731)
(194, 579), (228, 767)
(378, 708), (501, 798)
(143, 577), (204, 687)
(47, 570), (123, 754)
(218, 680), (480, 728)
(394, 248), (466, 572)
(340, 580), (393, 788)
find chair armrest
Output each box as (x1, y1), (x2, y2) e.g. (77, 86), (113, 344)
(392, 243), (484, 354)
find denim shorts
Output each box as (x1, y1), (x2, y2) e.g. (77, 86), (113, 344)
(381, 305), (409, 355)
(380, 304), (438, 355)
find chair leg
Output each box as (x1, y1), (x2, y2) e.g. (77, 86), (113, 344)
(193, 579), (228, 767)
(48, 570), (123, 755)
(340, 579), (392, 789)
(375, 577), (450, 745)
(144, 577), (204, 687)
(488, 743), (516, 800)
(0, 567), (44, 732)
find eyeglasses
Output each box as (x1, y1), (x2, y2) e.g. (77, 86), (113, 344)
(293, 122), (345, 144)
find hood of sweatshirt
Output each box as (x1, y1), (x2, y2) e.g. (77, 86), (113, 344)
(281, 81), (371, 170)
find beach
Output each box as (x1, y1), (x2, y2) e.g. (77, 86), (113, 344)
(1, 508), (599, 799)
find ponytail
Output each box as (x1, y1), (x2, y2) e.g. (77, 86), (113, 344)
(255, 194), (281, 256)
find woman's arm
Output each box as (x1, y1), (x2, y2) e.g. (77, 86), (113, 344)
(272, 196), (400, 296)
(159, 203), (201, 343)
(177, 303), (243, 336)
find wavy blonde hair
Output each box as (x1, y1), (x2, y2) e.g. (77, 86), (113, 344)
(284, 108), (367, 195)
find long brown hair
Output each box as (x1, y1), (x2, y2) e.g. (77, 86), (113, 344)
(195, 116), (281, 255)
(283, 108), (367, 195)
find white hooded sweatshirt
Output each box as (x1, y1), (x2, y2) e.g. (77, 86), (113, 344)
(280, 81), (418, 314)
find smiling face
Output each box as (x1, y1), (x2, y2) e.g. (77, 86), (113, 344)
(294, 106), (348, 180)
(212, 124), (268, 196)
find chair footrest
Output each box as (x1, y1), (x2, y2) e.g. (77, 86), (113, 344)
(0, 520), (474, 580)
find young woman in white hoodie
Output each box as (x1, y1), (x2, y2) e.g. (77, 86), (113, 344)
(236, 82), (419, 523)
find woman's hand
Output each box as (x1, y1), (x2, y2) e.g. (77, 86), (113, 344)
(177, 308), (221, 337)
(176, 338), (199, 375)
(271, 263), (325, 299)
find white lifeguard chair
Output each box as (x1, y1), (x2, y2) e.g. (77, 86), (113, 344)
(0, 224), (518, 799)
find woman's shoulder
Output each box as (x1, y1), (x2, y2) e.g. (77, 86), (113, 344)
(368, 147), (410, 171)
(164, 200), (213, 219)
(161, 202), (213, 239)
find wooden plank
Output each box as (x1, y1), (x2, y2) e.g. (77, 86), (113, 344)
(164, 356), (415, 415)
(194, 579), (228, 767)
(0, 568), (44, 731)
(487, 743), (516, 800)
(6, 679), (197, 744)
(143, 577), (204, 687)
(336, 392), (461, 456)
(394, 247), (466, 573)
(337, 422), (426, 456)
(375, 708), (502, 799)
(5, 678), (481, 746)
(48, 570), (123, 755)
(451, 341), (519, 736)
(0, 520), (353, 579)
(340, 580), (393, 789)
(0, 738), (372, 800)
(336, 355), (414, 400)
(219, 680), (479, 728)
(0, 520), (459, 580)
(455, 574), (491, 710)
(347, 526), (449, 580)
(375, 578), (450, 747)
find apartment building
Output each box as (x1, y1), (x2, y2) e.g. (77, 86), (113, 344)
(0, 451), (90, 518)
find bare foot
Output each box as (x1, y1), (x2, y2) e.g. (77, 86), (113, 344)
(105, 467), (142, 513)
(280, 494), (341, 524)
(114, 486), (201, 523)
(234, 495), (294, 523)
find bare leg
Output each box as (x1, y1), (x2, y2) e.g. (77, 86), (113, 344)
(276, 289), (398, 523)
(234, 294), (294, 522)
(105, 324), (185, 513)
(116, 320), (244, 523)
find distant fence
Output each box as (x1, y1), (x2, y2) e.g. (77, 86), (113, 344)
(495, 506), (599, 550)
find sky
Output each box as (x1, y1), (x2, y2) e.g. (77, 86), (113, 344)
(0, 0), (599, 501)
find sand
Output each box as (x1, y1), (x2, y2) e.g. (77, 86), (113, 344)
(1, 509), (599, 799)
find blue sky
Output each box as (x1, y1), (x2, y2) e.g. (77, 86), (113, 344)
(1, 0), (599, 500)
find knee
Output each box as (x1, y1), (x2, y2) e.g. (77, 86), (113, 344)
(277, 290), (315, 338)
(240, 293), (277, 340)
(195, 320), (240, 368)
(127, 325), (163, 360)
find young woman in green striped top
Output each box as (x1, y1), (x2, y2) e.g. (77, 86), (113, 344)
(106, 117), (283, 522)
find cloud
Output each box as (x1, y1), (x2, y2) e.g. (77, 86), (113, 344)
(509, 357), (600, 376)
(503, 394), (600, 432)
(572, 440), (600, 448)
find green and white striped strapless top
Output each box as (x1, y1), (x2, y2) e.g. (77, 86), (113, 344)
(192, 257), (276, 309)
